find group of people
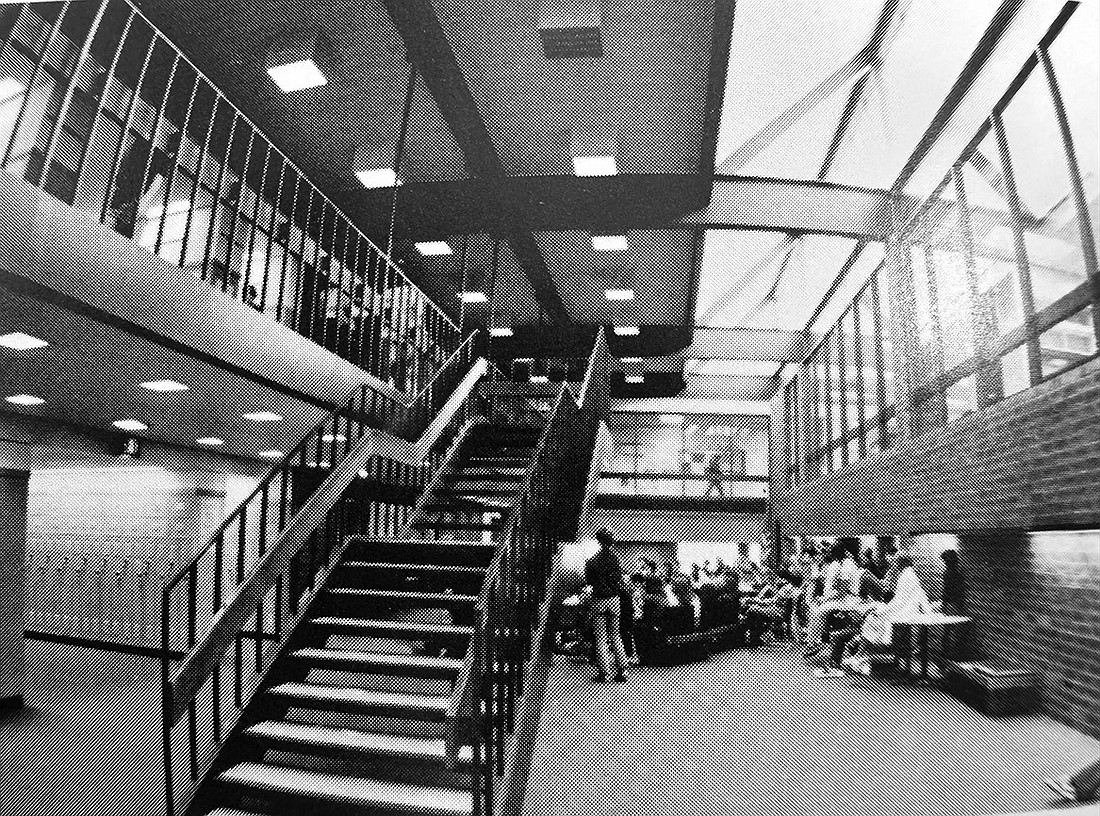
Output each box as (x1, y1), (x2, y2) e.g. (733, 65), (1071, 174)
(794, 537), (967, 677)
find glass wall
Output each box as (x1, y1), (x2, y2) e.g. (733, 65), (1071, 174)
(0, 1), (461, 395)
(781, 4), (1098, 487)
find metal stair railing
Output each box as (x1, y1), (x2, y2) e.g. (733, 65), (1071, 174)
(159, 331), (488, 816)
(446, 329), (612, 816)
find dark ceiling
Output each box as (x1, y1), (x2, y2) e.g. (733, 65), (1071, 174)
(133, 0), (733, 352)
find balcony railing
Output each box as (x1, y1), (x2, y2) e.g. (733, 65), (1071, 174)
(0, 0), (459, 392)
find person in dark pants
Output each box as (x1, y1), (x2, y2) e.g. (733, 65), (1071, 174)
(940, 549), (968, 659)
(1046, 756), (1100, 802)
(584, 529), (629, 682)
(619, 584), (637, 665)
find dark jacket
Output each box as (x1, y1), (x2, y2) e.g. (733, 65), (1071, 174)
(585, 547), (624, 600)
(942, 566), (967, 614)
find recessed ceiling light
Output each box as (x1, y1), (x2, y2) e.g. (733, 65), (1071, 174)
(490, 327), (514, 337)
(459, 291), (488, 304)
(243, 411), (283, 422)
(573, 155), (617, 176)
(113, 419), (148, 431)
(140, 379), (190, 392)
(0, 331), (49, 350)
(416, 241), (453, 256)
(259, 449), (284, 459)
(605, 289), (634, 301)
(530, 375), (550, 383)
(267, 59), (327, 93)
(592, 235), (628, 252)
(625, 375), (644, 384)
(321, 433), (347, 442)
(196, 437), (225, 446)
(5, 394), (44, 406)
(614, 326), (640, 336)
(355, 168), (398, 189)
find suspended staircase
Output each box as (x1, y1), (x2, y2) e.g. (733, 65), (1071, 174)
(159, 331), (612, 816)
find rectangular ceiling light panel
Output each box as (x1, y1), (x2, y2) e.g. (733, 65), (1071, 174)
(539, 0), (602, 58)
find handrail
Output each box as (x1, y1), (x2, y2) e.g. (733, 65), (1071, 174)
(159, 340), (490, 815)
(443, 329), (612, 811)
(163, 331), (480, 598)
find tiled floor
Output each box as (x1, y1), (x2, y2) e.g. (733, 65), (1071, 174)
(522, 644), (1099, 816)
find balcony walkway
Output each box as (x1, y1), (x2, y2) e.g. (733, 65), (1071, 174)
(522, 644), (1098, 816)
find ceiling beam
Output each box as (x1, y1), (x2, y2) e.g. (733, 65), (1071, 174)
(688, 326), (818, 361)
(378, 0), (571, 324)
(698, 0), (739, 179)
(817, 0), (906, 179)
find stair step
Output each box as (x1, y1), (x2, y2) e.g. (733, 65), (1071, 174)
(339, 562), (487, 576)
(409, 520), (502, 532)
(433, 487), (518, 498)
(206, 809), (270, 816)
(420, 501), (512, 514)
(309, 617), (474, 641)
(444, 472), (525, 482)
(327, 588), (479, 607)
(243, 721), (473, 766)
(291, 648), (462, 678)
(217, 762), (472, 816)
(266, 683), (449, 720)
(344, 538), (498, 565)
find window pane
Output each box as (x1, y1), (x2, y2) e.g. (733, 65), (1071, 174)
(1040, 305), (1097, 380)
(1001, 69), (1089, 310)
(907, 231), (939, 386)
(946, 375), (977, 423)
(1047, 1), (1099, 258)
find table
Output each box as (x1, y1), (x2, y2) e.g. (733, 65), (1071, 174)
(892, 613), (971, 680)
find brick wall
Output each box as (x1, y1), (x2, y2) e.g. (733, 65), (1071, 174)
(772, 357), (1100, 736)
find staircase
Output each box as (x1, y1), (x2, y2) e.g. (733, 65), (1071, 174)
(191, 420), (545, 816)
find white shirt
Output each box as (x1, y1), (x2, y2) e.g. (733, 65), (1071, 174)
(823, 556), (860, 599)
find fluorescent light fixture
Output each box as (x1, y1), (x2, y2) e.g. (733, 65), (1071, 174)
(530, 375), (550, 383)
(686, 359), (782, 378)
(592, 235), (628, 252)
(355, 168), (398, 189)
(573, 155), (617, 176)
(459, 291), (488, 304)
(613, 326), (640, 336)
(243, 411), (283, 422)
(660, 414), (684, 425)
(259, 450), (284, 459)
(5, 394), (44, 405)
(113, 419), (148, 431)
(267, 59), (327, 93)
(605, 289), (634, 301)
(321, 433), (347, 442)
(490, 327), (514, 337)
(624, 375), (644, 384)
(140, 379), (189, 392)
(196, 437), (225, 446)
(416, 241), (453, 256)
(0, 331), (48, 350)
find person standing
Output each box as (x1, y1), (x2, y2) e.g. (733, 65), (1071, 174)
(940, 548), (968, 659)
(585, 529), (629, 682)
(704, 454), (726, 498)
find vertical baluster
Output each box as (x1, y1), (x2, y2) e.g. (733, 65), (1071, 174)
(292, 185), (316, 336)
(160, 581), (174, 816)
(260, 158), (287, 313)
(255, 487), (269, 671)
(241, 142), (273, 306)
(185, 563), (199, 780)
(219, 128), (256, 293)
(177, 90), (220, 270)
(211, 662), (221, 743)
(199, 111), (240, 281)
(39, 0), (110, 191)
(152, 65), (199, 256)
(274, 172), (300, 325)
(212, 530), (223, 612)
(95, 21), (158, 227)
(1, 1), (72, 171)
(132, 50), (180, 240)
(70, 4), (136, 202)
(236, 503), (247, 584)
(329, 221), (348, 355)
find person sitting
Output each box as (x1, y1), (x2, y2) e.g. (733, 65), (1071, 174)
(804, 540), (862, 653)
(743, 574), (797, 644)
